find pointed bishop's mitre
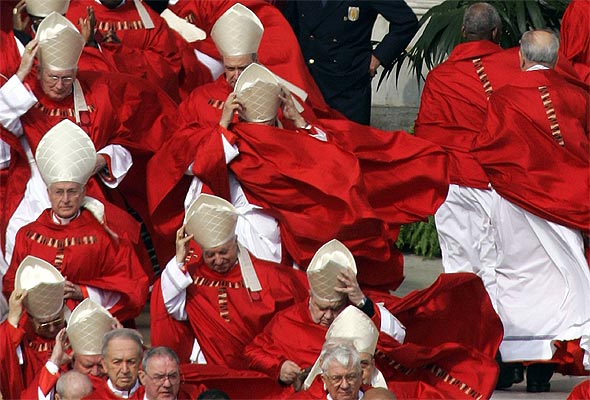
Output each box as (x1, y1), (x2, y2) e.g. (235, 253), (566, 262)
(211, 3), (263, 57)
(304, 305), (379, 389)
(184, 194), (238, 250)
(234, 63), (281, 123)
(36, 11), (85, 71)
(67, 299), (116, 355)
(35, 119), (96, 186)
(15, 256), (65, 319)
(307, 239), (357, 303)
(26, 0), (70, 17)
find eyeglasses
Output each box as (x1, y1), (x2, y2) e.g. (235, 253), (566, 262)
(324, 372), (360, 385)
(44, 74), (75, 85)
(34, 316), (65, 330)
(145, 372), (180, 385)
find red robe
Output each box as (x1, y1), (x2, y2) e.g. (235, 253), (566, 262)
(67, 0), (184, 102)
(19, 68), (178, 269)
(558, 0), (590, 85)
(169, 0), (331, 115)
(84, 380), (144, 400)
(568, 380), (590, 400)
(151, 76), (448, 287)
(414, 42), (520, 189)
(4, 209), (149, 321)
(246, 273), (502, 399)
(0, 316), (68, 399)
(151, 244), (308, 368)
(471, 69), (590, 231)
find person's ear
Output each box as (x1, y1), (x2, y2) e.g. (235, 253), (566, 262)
(138, 370), (146, 385)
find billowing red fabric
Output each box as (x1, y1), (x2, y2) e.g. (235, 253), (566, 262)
(471, 69), (590, 231)
(67, 0), (183, 102)
(559, 0), (590, 85)
(414, 42), (520, 189)
(4, 209), (149, 321)
(169, 0), (331, 114)
(180, 364), (287, 399)
(568, 379), (590, 400)
(246, 273), (502, 399)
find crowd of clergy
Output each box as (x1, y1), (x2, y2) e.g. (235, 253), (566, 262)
(0, 0), (588, 399)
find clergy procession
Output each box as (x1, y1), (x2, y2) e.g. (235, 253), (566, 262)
(0, 0), (588, 399)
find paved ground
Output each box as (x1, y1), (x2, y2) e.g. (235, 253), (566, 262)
(137, 254), (585, 399)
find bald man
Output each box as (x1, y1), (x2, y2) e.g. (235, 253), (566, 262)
(55, 371), (93, 400)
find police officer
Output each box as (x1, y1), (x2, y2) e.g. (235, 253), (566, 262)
(282, 1), (418, 125)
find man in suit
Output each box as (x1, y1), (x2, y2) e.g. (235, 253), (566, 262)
(281, 0), (418, 125)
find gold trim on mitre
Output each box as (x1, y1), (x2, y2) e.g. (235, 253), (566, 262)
(15, 256), (65, 319)
(36, 12), (85, 71)
(306, 239), (357, 303)
(35, 119), (97, 186)
(26, 0), (70, 17)
(184, 194), (238, 250)
(234, 63), (281, 123)
(211, 3), (263, 57)
(67, 299), (116, 356)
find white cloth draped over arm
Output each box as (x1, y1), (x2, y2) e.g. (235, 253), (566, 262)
(0, 75), (38, 136)
(97, 144), (133, 188)
(183, 133), (239, 209)
(377, 302), (406, 344)
(86, 286), (121, 310)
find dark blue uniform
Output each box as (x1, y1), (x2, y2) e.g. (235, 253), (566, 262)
(282, 0), (418, 125)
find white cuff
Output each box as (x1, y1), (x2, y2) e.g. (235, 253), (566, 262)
(86, 286), (122, 310)
(221, 133), (239, 164)
(97, 144), (133, 188)
(377, 303), (406, 344)
(161, 257), (192, 320)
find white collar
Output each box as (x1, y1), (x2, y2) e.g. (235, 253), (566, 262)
(107, 379), (140, 398)
(327, 392), (363, 400)
(51, 210), (80, 225)
(526, 64), (550, 71)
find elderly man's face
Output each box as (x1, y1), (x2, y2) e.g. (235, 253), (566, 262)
(38, 68), (77, 102)
(47, 182), (85, 219)
(223, 54), (255, 88)
(139, 355), (181, 400)
(202, 238), (239, 274)
(308, 295), (346, 327)
(73, 354), (104, 377)
(359, 352), (375, 384)
(101, 337), (142, 391)
(322, 361), (362, 400)
(31, 308), (66, 339)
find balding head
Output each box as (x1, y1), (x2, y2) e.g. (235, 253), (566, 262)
(462, 3), (502, 42)
(363, 387), (397, 400)
(519, 30), (560, 69)
(55, 370), (93, 400)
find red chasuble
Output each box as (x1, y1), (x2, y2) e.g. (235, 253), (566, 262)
(414, 41), (520, 189)
(0, 320), (26, 399)
(558, 0), (590, 85)
(84, 380), (144, 400)
(568, 380), (590, 400)
(66, 0), (183, 102)
(152, 244), (308, 369)
(169, 0), (331, 115)
(246, 273), (502, 399)
(471, 69), (590, 231)
(4, 209), (149, 321)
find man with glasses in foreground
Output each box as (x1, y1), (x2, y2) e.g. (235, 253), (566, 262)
(320, 343), (363, 400)
(139, 346), (186, 400)
(245, 239), (406, 397)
